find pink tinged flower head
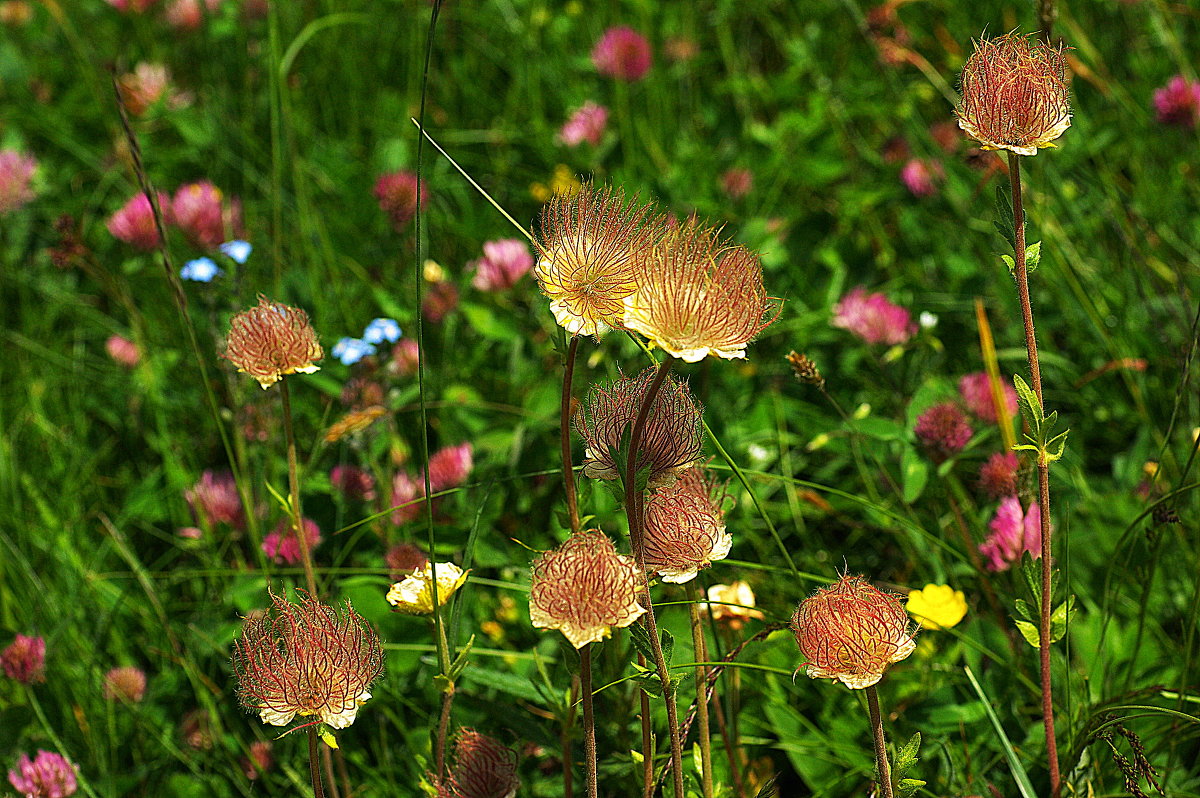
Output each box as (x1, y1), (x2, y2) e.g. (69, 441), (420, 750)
(436, 728), (520, 798)
(105, 335), (141, 369)
(241, 741), (274, 780)
(261, 518), (322, 565)
(2, 634), (46, 684)
(956, 32), (1071, 156)
(914, 401), (973, 462)
(642, 467), (732, 583)
(386, 542), (430, 580)
(374, 170), (427, 230)
(104, 0), (158, 10)
(529, 531), (647, 649)
(831, 286), (917, 346)
(118, 62), (189, 115)
(165, 0), (221, 30)
(390, 471), (425, 524)
(534, 184), (661, 337)
(429, 443), (473, 492)
(958, 372), (1018, 424)
(574, 366), (704, 490)
(979, 451), (1020, 499)
(7, 751), (78, 798)
(592, 26), (652, 82)
(470, 239), (534, 291)
(624, 221), (779, 362)
(1153, 75), (1200, 127)
(390, 338), (420, 376)
(0, 148), (37, 214)
(423, 280), (459, 323)
(900, 158), (943, 197)
(719, 168), (753, 200)
(185, 469), (245, 529)
(220, 295), (324, 389)
(559, 102), (609, 148)
(172, 181), (240, 249)
(231, 591), (384, 730)
(107, 192), (169, 251)
(330, 465), (376, 502)
(790, 575), (918, 690)
(103, 666), (147, 703)
(979, 496), (1043, 571)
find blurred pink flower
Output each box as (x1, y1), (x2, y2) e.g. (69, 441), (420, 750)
(386, 542), (429, 579)
(390, 338), (420, 376)
(720, 168), (753, 200)
(261, 518), (322, 565)
(118, 63), (191, 115)
(103, 666), (147, 703)
(470, 238), (533, 291)
(2, 634), (45, 684)
(330, 465), (377, 502)
(429, 443), (473, 492)
(1153, 75), (1200, 127)
(423, 280), (459, 322)
(105, 335), (141, 369)
(559, 102), (609, 147)
(177, 526), (204, 540)
(979, 451), (1019, 499)
(374, 171), (428, 230)
(592, 26), (652, 81)
(958, 372), (1018, 424)
(980, 496), (1043, 571)
(107, 193), (168, 251)
(185, 469), (245, 529)
(0, 148), (37, 214)
(914, 402), (973, 462)
(900, 158), (942, 197)
(241, 741), (273, 780)
(172, 181), (240, 248)
(391, 471), (424, 524)
(165, 0), (221, 29)
(105, 0), (158, 11)
(831, 286), (917, 345)
(7, 751), (77, 798)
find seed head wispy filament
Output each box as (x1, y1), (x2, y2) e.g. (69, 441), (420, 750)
(574, 366), (704, 490)
(642, 466), (732, 583)
(231, 591), (384, 730)
(623, 221), (779, 362)
(435, 728), (521, 798)
(533, 184), (662, 337)
(221, 295), (324, 389)
(956, 32), (1071, 156)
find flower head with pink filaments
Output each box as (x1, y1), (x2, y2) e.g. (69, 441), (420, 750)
(559, 102), (609, 148)
(534, 185), (662, 337)
(979, 496), (1044, 571)
(529, 531), (646, 649)
(956, 32), (1071, 156)
(1153, 75), (1200, 127)
(591, 26), (652, 82)
(642, 466), (732, 583)
(2, 634), (45, 684)
(7, 750), (77, 798)
(435, 728), (520, 798)
(172, 181), (240, 249)
(914, 401), (973, 462)
(231, 591), (384, 730)
(831, 286), (917, 346)
(107, 192), (169, 251)
(624, 221), (779, 362)
(0, 148), (37, 214)
(574, 366), (703, 490)
(221, 295), (323, 389)
(791, 575), (918, 690)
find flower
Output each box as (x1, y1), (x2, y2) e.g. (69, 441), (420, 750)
(362, 318), (402, 345)
(641, 467), (731, 583)
(790, 575), (918, 689)
(231, 591), (384, 730)
(429, 443), (473, 492)
(0, 148), (37, 214)
(165, 0), (221, 30)
(958, 372), (1018, 424)
(435, 728), (520, 798)
(390, 338), (420, 376)
(180, 708), (213, 749)
(906, 584), (968, 630)
(719, 168), (753, 200)
(221, 295), (324, 389)
(219, 239), (252, 264)
(574, 366), (704, 489)
(104, 0), (159, 10)
(559, 102), (609, 147)
(831, 286), (917, 345)
(185, 469), (245, 529)
(705, 581), (765, 630)
(2, 634), (46, 684)
(386, 562), (469, 615)
(105, 335), (141, 369)
(623, 221), (778, 362)
(1153, 75), (1200, 127)
(914, 402), (973, 461)
(390, 471), (424, 524)
(7, 751), (77, 798)
(470, 239), (534, 291)
(332, 337), (377, 366)
(386, 543), (429, 580)
(261, 518), (322, 565)
(117, 62), (190, 115)
(107, 193), (168, 250)
(103, 666), (147, 702)
(241, 741), (273, 780)
(592, 26), (652, 81)
(980, 496), (1043, 571)
(374, 170), (427, 230)
(529, 531), (646, 648)
(330, 465), (376, 502)
(324, 406), (388, 444)
(900, 158), (942, 197)
(979, 451), (1020, 499)
(173, 181), (240, 248)
(423, 280), (459, 323)
(533, 184), (661, 337)
(956, 32), (1071, 156)
(180, 257), (223, 282)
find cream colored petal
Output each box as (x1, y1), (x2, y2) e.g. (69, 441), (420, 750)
(709, 527), (733, 563)
(889, 634), (917, 665)
(550, 299), (605, 337)
(658, 566), (700, 584)
(259, 706), (297, 726)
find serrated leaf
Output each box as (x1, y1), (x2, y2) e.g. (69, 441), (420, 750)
(1025, 241), (1042, 272)
(1015, 618), (1041, 648)
(1000, 253), (1016, 276)
(628, 622), (653, 662)
(660, 629), (674, 668)
(1045, 429), (1069, 463)
(1013, 374), (1042, 432)
(1020, 554), (1041, 603)
(994, 185), (1017, 249)
(1013, 598), (1035, 622)
(897, 777), (927, 798)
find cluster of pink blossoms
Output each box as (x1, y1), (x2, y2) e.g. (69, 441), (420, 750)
(2, 634), (45, 684)
(469, 239), (534, 292)
(374, 170), (428, 230)
(592, 26), (652, 81)
(980, 495), (1044, 571)
(559, 102), (609, 147)
(107, 181), (242, 251)
(261, 517), (322, 565)
(831, 286), (917, 346)
(391, 443), (474, 524)
(0, 148), (37, 215)
(1153, 75), (1200, 127)
(8, 751), (77, 798)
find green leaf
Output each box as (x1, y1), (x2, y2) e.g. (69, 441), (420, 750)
(660, 629), (675, 668)
(446, 634), (475, 680)
(900, 447), (929, 504)
(1020, 554), (1042, 604)
(993, 185), (1017, 249)
(1000, 253), (1016, 276)
(1045, 429), (1070, 463)
(1015, 618), (1041, 648)
(897, 778), (927, 798)
(1025, 241), (1042, 272)
(1013, 598), (1035, 622)
(1012, 374), (1042, 434)
(628, 622), (654, 662)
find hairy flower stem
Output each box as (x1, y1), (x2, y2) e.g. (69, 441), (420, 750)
(280, 381), (317, 596)
(581, 645), (599, 798)
(1008, 150), (1061, 798)
(307, 727), (327, 798)
(865, 686), (893, 798)
(686, 582), (715, 798)
(433, 619), (455, 781)
(562, 336), (582, 535)
(624, 356), (685, 798)
(639, 654), (654, 798)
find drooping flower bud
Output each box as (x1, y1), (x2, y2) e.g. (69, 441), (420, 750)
(641, 466), (732, 583)
(434, 728), (520, 798)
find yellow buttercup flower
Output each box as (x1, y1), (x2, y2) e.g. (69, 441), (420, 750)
(386, 562), (469, 615)
(906, 584), (967, 630)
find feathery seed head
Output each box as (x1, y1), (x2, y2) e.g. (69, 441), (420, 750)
(435, 728), (520, 798)
(642, 466), (732, 583)
(221, 295), (323, 389)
